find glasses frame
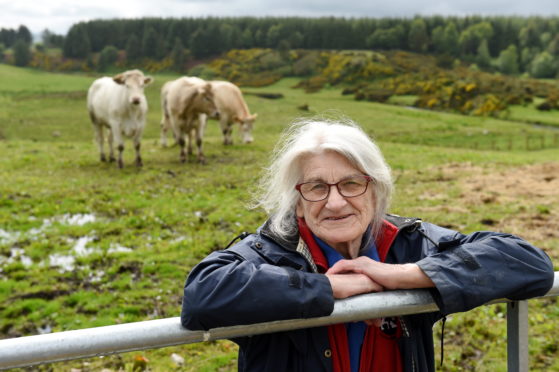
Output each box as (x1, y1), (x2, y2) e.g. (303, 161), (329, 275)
(295, 175), (373, 202)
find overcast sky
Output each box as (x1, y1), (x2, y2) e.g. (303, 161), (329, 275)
(2, 0), (559, 36)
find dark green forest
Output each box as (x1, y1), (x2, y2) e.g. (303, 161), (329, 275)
(2, 16), (559, 78)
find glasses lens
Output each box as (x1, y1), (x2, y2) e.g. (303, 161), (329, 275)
(339, 176), (369, 197)
(300, 182), (329, 201)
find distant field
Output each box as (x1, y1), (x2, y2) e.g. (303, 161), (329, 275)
(0, 65), (558, 371)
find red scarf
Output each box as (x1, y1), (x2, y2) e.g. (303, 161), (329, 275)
(298, 218), (403, 372)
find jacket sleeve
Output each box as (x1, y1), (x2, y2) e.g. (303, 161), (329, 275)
(415, 223), (555, 315)
(181, 244), (334, 330)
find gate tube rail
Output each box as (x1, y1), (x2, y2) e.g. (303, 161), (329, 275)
(1, 272), (557, 370)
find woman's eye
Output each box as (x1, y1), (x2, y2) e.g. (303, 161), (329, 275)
(310, 183), (327, 191)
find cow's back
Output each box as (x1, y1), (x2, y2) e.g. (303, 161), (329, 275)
(165, 78), (201, 117)
(211, 81), (249, 118)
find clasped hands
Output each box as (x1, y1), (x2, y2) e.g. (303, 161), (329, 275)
(326, 256), (434, 298)
(325, 256), (434, 326)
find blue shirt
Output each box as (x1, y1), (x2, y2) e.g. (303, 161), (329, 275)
(315, 235), (380, 372)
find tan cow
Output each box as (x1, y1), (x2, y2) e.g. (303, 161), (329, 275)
(87, 69), (153, 168)
(160, 77), (218, 163)
(204, 80), (257, 145)
(161, 79), (257, 146)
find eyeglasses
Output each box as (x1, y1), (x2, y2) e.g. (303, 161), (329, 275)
(295, 175), (373, 202)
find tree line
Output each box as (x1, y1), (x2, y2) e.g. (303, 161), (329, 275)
(1, 25), (65, 66)
(4, 16), (559, 77)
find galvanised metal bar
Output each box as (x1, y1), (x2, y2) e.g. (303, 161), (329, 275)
(507, 301), (529, 372)
(0, 272), (557, 370)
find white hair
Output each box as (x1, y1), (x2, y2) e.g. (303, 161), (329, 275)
(254, 117), (393, 241)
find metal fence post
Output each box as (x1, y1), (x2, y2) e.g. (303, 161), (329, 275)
(507, 301), (529, 372)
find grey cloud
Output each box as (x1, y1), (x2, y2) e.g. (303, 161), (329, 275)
(4, 0), (559, 35)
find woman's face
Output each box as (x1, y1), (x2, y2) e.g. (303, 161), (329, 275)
(296, 151), (375, 258)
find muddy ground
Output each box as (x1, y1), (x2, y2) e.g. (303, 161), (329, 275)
(424, 161), (559, 260)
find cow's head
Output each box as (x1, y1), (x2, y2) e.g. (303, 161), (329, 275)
(196, 83), (219, 118)
(235, 113), (257, 144)
(113, 69), (153, 106)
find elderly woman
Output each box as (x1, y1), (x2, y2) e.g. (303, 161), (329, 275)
(181, 118), (554, 372)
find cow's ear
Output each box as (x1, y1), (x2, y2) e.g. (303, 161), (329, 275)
(250, 113), (258, 120)
(113, 74), (125, 85)
(144, 76), (154, 86)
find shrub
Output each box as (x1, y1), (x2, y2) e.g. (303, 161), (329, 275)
(292, 51), (320, 76)
(13, 40), (31, 67)
(98, 45), (119, 72)
(188, 64), (218, 80)
(354, 88), (393, 103)
(530, 51), (557, 78)
(292, 76), (328, 93)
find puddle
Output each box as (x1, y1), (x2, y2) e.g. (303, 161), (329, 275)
(0, 248), (33, 268)
(89, 270), (105, 283)
(107, 244), (132, 254)
(1, 213), (133, 273)
(45, 239), (132, 273)
(58, 213), (96, 226)
(49, 253), (75, 272)
(0, 213), (98, 247)
(72, 236), (98, 256)
(0, 228), (21, 245)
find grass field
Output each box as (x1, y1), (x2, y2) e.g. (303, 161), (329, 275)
(1, 64), (558, 371)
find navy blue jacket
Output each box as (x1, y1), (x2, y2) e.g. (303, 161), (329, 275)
(181, 215), (554, 371)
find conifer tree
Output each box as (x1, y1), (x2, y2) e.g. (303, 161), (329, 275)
(171, 37), (187, 71)
(13, 39), (31, 66)
(476, 39), (491, 68)
(63, 24), (91, 58)
(125, 34), (141, 62)
(142, 27), (158, 59)
(408, 18), (429, 53)
(497, 44), (519, 75)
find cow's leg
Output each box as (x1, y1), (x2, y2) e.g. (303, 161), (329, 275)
(178, 135), (187, 163)
(170, 117), (186, 163)
(133, 132), (143, 168)
(93, 124), (106, 162)
(110, 123), (125, 168)
(178, 127), (187, 164)
(219, 117), (233, 145)
(107, 128), (116, 163)
(195, 121), (206, 164)
(160, 115), (169, 147)
(187, 123), (195, 156)
(225, 123), (234, 145)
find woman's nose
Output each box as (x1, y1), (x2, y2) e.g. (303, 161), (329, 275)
(325, 185), (347, 208)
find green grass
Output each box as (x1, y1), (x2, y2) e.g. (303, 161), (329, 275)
(0, 65), (558, 371)
(508, 102), (559, 128)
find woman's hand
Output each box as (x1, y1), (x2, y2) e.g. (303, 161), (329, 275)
(325, 272), (383, 299)
(327, 257), (435, 290)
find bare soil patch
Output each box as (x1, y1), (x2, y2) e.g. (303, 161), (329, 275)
(443, 162), (559, 248)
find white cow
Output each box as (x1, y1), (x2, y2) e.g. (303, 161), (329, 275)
(87, 69), (153, 168)
(160, 77), (218, 163)
(205, 80), (257, 145)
